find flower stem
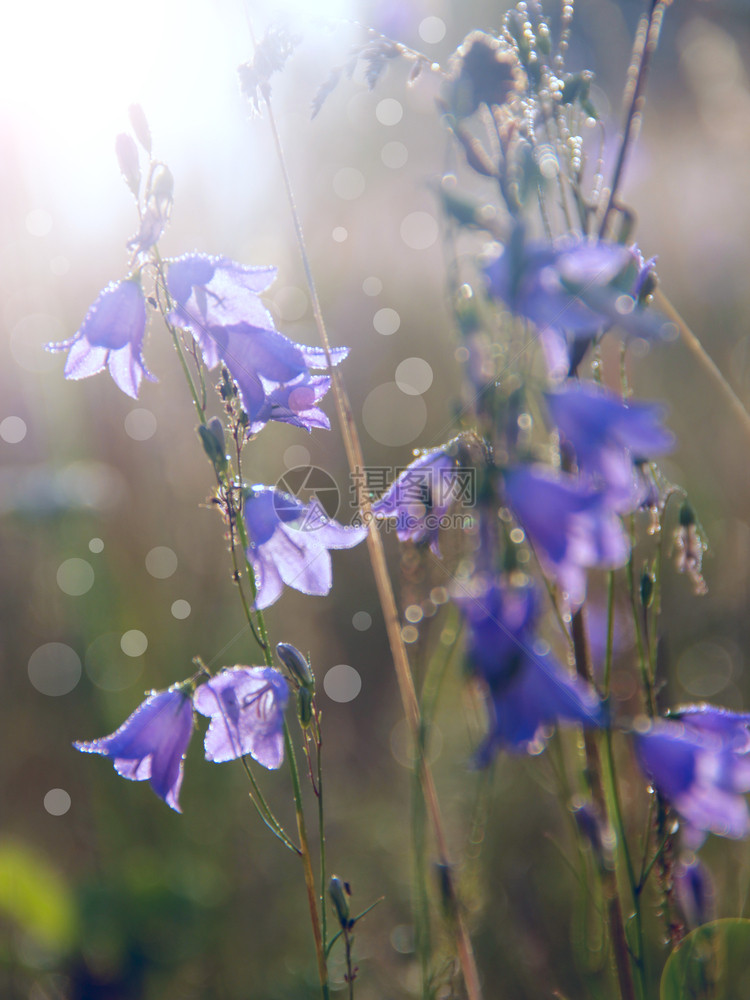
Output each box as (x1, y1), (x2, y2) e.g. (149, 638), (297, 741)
(571, 608), (636, 1000)
(654, 287), (750, 448)
(598, 0), (668, 238)
(259, 84), (484, 1000)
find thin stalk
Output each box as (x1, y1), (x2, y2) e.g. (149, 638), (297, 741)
(315, 710), (328, 957)
(598, 0), (668, 238)
(654, 287), (750, 448)
(284, 719), (330, 1000)
(259, 87), (484, 1000)
(571, 609), (637, 1000)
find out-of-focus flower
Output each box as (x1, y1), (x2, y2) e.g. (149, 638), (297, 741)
(503, 465), (629, 608)
(484, 233), (667, 378)
(444, 31), (519, 118)
(454, 579), (605, 758)
(74, 686), (193, 811)
(47, 277), (154, 399)
(166, 254), (346, 432)
(193, 667), (289, 770)
(674, 855), (716, 930)
(546, 380), (674, 511)
(633, 707), (750, 842)
(372, 447), (464, 555)
(674, 503), (708, 596)
(243, 487), (367, 609)
(115, 133), (140, 197)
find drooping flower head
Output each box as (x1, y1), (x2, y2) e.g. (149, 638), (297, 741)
(546, 380), (674, 511)
(633, 707), (750, 843)
(47, 277), (155, 399)
(243, 486), (367, 609)
(74, 685), (193, 811)
(454, 578), (605, 758)
(372, 446), (466, 555)
(193, 667), (289, 770)
(503, 464), (629, 609)
(166, 254), (346, 433)
(484, 230), (668, 379)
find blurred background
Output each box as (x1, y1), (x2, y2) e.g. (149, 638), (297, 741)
(2, 0), (750, 997)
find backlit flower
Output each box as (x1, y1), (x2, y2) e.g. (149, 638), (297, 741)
(454, 579), (605, 758)
(47, 277), (154, 399)
(633, 707), (750, 841)
(503, 464), (629, 608)
(372, 447), (464, 555)
(74, 686), (193, 811)
(193, 667), (289, 770)
(166, 253), (346, 431)
(243, 486), (367, 609)
(546, 380), (674, 511)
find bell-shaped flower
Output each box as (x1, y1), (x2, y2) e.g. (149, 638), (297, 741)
(484, 232), (668, 378)
(243, 486), (367, 609)
(454, 578), (605, 758)
(372, 448), (464, 555)
(193, 667), (289, 770)
(74, 685), (193, 811)
(503, 464), (629, 608)
(47, 277), (155, 398)
(247, 374), (333, 435)
(166, 253), (346, 431)
(633, 707), (750, 842)
(546, 380), (674, 511)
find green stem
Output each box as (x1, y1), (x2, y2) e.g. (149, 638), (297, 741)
(571, 609), (636, 1000)
(284, 720), (330, 1000)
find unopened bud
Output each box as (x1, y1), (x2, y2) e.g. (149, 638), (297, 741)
(198, 418), (227, 473)
(276, 643), (314, 689)
(128, 103), (152, 155)
(297, 686), (314, 728)
(115, 133), (140, 197)
(329, 875), (351, 929)
(640, 569), (654, 609)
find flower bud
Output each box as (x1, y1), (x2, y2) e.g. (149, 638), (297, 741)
(276, 643), (314, 689)
(198, 419), (227, 474)
(128, 103), (152, 155)
(115, 133), (140, 197)
(297, 686), (313, 729)
(329, 875), (351, 929)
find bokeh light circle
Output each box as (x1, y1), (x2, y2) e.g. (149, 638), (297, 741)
(373, 307), (401, 336)
(57, 558), (94, 596)
(400, 212), (438, 250)
(376, 98), (403, 125)
(125, 408), (157, 441)
(362, 382), (427, 446)
(352, 611), (372, 631)
(44, 789), (71, 816)
(0, 416), (27, 443)
(323, 664), (362, 703)
(145, 546), (178, 579)
(28, 643), (81, 696)
(396, 357), (434, 395)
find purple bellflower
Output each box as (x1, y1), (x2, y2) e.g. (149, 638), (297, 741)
(454, 579), (605, 758)
(633, 707), (750, 843)
(193, 667), (289, 770)
(166, 253), (346, 432)
(74, 685), (193, 812)
(503, 464), (629, 609)
(243, 486), (367, 609)
(47, 277), (155, 399)
(674, 855), (715, 930)
(546, 380), (674, 511)
(484, 232), (666, 379)
(372, 448), (463, 555)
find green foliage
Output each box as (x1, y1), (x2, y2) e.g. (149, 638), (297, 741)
(660, 919), (750, 1000)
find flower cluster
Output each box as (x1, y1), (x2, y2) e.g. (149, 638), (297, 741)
(75, 667), (291, 812)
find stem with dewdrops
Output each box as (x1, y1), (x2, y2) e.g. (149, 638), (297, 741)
(256, 76), (485, 1000)
(153, 256), (330, 1000)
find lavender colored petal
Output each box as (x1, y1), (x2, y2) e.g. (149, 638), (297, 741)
(166, 254), (277, 327)
(74, 688), (193, 812)
(194, 667), (289, 769)
(296, 344), (349, 368)
(62, 339), (109, 380)
(252, 548), (286, 610)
